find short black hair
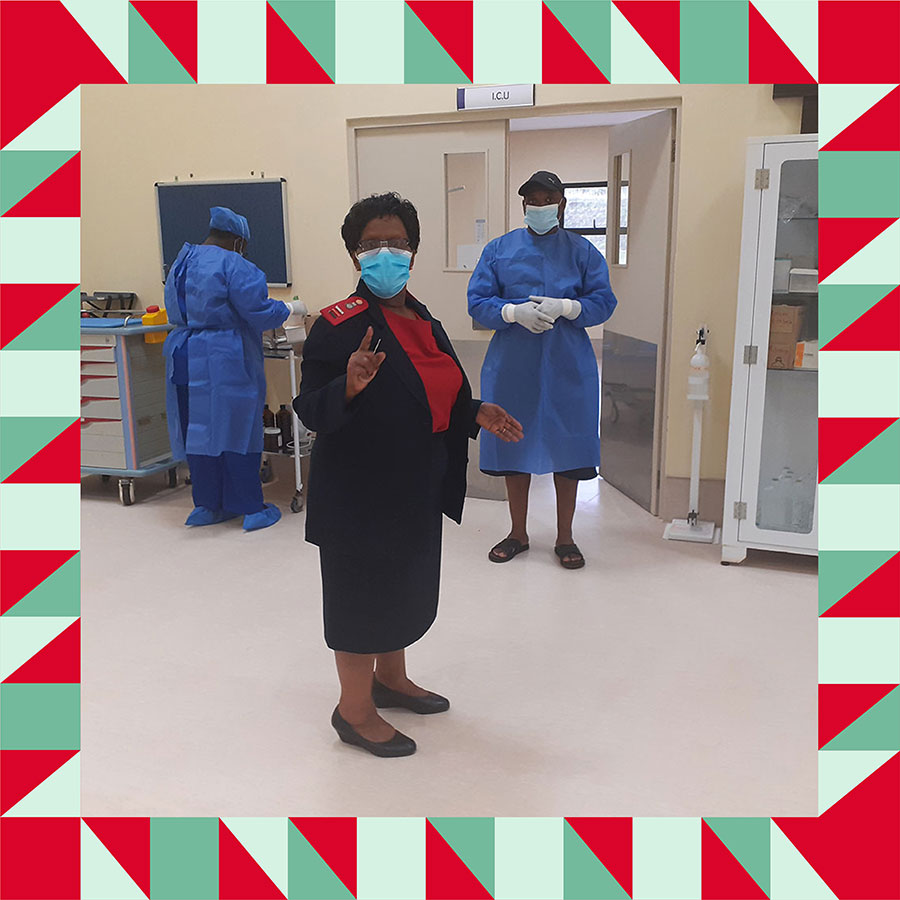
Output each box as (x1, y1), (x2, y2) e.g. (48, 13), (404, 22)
(341, 192), (421, 253)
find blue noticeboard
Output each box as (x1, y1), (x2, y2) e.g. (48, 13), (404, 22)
(156, 178), (291, 286)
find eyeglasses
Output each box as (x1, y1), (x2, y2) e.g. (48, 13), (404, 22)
(356, 239), (412, 254)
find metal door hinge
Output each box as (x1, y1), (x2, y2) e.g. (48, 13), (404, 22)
(733, 501), (747, 520)
(743, 345), (759, 365)
(671, 140), (676, 163)
(754, 168), (770, 190)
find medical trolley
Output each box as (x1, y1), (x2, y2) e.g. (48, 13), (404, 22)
(80, 319), (178, 505)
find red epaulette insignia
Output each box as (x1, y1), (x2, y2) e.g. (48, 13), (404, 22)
(322, 296), (369, 325)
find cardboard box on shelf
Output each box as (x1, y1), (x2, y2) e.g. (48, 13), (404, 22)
(768, 305), (805, 369)
(770, 305), (804, 334)
(768, 338), (797, 369)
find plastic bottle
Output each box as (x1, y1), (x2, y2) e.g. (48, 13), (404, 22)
(760, 467), (793, 530)
(779, 467), (795, 530)
(687, 342), (710, 402)
(759, 477), (780, 528)
(276, 404), (292, 451)
(263, 427), (281, 453)
(791, 473), (813, 532)
(142, 305), (168, 343)
(262, 404), (275, 428)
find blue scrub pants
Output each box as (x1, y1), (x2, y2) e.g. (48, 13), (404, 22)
(174, 343), (265, 515)
(186, 451), (265, 515)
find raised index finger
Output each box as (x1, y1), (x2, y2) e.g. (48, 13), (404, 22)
(357, 326), (373, 353)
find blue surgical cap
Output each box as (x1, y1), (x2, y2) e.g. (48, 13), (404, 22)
(209, 206), (250, 241)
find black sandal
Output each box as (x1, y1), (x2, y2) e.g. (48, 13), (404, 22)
(489, 537), (529, 563)
(555, 543), (585, 569)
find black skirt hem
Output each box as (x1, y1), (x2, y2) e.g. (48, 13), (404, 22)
(482, 466), (598, 481)
(324, 612), (437, 655)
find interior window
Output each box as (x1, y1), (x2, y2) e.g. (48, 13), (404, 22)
(562, 180), (627, 262)
(611, 151), (631, 265)
(562, 182), (608, 239)
(445, 151), (487, 270)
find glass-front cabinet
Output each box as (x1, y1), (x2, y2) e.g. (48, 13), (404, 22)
(723, 136), (818, 564)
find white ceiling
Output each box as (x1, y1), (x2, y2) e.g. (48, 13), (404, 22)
(508, 110), (663, 131)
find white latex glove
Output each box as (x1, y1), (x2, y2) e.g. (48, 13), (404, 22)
(282, 299), (308, 317)
(530, 296), (582, 321)
(281, 301), (308, 335)
(502, 301), (554, 334)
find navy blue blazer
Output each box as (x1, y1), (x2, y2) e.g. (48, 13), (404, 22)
(294, 281), (481, 547)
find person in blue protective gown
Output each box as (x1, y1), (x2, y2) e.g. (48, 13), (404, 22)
(467, 171), (618, 568)
(163, 206), (304, 531)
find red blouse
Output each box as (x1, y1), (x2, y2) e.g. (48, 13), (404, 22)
(383, 309), (463, 433)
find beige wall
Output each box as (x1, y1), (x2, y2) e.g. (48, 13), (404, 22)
(81, 84), (801, 483)
(354, 119), (507, 337)
(508, 125), (609, 229)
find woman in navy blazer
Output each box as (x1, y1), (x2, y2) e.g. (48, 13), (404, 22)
(295, 194), (522, 757)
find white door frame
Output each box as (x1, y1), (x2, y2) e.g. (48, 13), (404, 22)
(347, 99), (682, 507)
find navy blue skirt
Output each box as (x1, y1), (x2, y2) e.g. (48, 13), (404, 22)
(318, 433), (447, 654)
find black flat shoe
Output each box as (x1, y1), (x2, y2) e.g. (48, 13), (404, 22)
(372, 678), (450, 714)
(331, 707), (416, 757)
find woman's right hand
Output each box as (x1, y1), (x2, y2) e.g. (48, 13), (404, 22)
(346, 326), (386, 402)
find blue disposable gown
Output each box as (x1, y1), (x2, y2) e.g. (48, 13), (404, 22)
(467, 228), (617, 474)
(163, 243), (289, 458)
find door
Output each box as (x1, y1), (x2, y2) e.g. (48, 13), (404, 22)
(354, 119), (508, 500)
(739, 140), (818, 550)
(600, 111), (675, 513)
(354, 120), (507, 340)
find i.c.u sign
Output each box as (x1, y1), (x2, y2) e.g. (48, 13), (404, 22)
(457, 84), (536, 111)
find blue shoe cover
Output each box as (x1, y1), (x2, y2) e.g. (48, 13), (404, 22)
(185, 507), (239, 526)
(186, 506), (225, 526)
(243, 502), (281, 531)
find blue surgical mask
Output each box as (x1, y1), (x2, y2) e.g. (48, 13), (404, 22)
(524, 204), (561, 235)
(358, 247), (412, 299)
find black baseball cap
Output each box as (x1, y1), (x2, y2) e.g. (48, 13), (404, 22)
(518, 170), (565, 197)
